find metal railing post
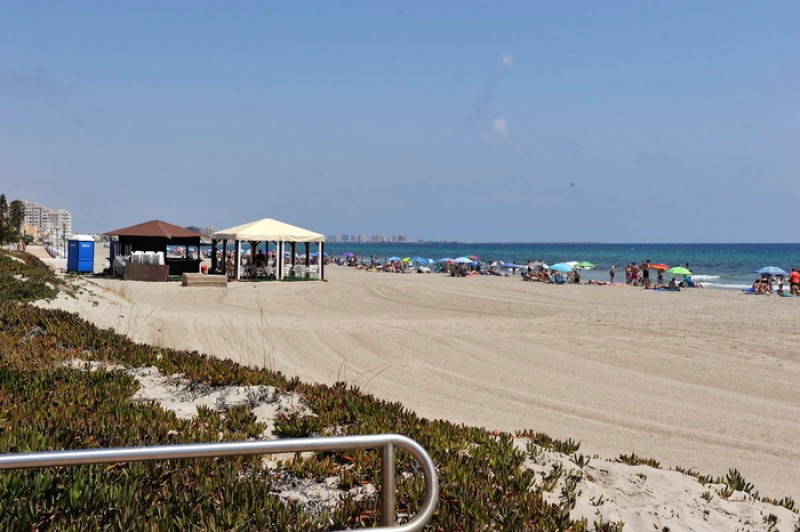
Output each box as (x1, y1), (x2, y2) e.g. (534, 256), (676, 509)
(381, 442), (396, 526)
(0, 434), (437, 532)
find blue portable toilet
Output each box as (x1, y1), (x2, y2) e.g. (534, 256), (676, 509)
(67, 235), (95, 273)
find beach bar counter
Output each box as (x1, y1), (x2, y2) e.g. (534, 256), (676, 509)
(104, 220), (204, 281)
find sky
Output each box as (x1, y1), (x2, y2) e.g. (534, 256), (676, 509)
(1, 2), (798, 243)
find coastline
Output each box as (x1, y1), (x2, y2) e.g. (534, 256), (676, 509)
(40, 262), (800, 501)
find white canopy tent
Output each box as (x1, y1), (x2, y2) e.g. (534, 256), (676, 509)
(211, 218), (326, 281)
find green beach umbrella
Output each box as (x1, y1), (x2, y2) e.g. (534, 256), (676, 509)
(665, 266), (692, 276)
(575, 261), (596, 270)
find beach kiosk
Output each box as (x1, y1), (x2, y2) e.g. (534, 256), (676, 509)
(66, 235), (95, 273)
(104, 220), (204, 281)
(211, 218), (326, 281)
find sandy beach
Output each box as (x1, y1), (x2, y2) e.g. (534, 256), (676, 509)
(42, 261), (800, 501)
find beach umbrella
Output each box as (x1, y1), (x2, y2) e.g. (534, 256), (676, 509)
(649, 263), (670, 271)
(755, 266), (787, 276)
(469, 255), (479, 260)
(529, 260), (548, 271)
(502, 262), (524, 269)
(342, 252), (355, 257)
(387, 256), (401, 262)
(401, 257), (412, 263)
(454, 256), (473, 264)
(575, 261), (596, 270)
(549, 263), (574, 273)
(436, 257), (453, 263)
(665, 266), (692, 276)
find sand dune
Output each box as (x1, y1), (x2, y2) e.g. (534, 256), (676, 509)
(43, 265), (800, 502)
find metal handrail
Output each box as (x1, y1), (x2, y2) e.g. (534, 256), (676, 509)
(0, 434), (438, 532)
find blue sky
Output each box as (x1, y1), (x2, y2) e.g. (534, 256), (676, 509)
(2, 2), (798, 242)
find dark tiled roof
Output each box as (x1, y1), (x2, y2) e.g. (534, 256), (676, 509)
(104, 220), (204, 239)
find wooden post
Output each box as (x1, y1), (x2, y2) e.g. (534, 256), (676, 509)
(222, 240), (228, 277)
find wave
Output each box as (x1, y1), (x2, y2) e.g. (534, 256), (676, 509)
(692, 275), (720, 281)
(703, 282), (752, 290)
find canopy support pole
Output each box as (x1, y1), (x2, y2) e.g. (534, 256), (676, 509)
(277, 241), (284, 280)
(235, 241), (241, 281)
(320, 242), (325, 281)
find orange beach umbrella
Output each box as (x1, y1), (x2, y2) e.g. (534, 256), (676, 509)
(649, 263), (670, 271)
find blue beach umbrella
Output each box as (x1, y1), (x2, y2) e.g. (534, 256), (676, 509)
(453, 257), (473, 264)
(387, 256), (401, 262)
(502, 262), (524, 269)
(755, 266), (787, 276)
(548, 263), (574, 273)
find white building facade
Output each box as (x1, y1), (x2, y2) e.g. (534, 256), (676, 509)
(23, 201), (72, 240)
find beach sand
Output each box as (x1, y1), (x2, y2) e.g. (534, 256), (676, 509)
(41, 260), (800, 502)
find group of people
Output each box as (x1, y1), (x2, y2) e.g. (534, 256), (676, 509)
(752, 268), (800, 296)
(217, 249), (325, 280)
(520, 260), (582, 284)
(614, 260), (703, 289)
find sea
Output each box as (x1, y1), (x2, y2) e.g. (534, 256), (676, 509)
(321, 242), (800, 291)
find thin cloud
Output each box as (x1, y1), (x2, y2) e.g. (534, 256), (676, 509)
(492, 117), (509, 137)
(482, 116), (521, 153)
(464, 56), (523, 154)
(499, 54), (515, 67)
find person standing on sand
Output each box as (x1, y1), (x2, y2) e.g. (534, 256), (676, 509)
(790, 268), (800, 295)
(609, 265), (616, 283)
(641, 260), (650, 286)
(630, 263), (640, 285)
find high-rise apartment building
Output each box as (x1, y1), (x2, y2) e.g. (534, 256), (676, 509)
(23, 201), (72, 239)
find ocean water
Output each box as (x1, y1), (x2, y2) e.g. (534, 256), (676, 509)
(323, 243), (800, 290)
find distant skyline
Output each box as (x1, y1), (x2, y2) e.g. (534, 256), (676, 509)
(2, 2), (798, 243)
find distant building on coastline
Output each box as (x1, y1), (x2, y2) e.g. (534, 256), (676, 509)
(186, 225), (217, 237)
(23, 200), (72, 240)
(328, 233), (409, 244)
